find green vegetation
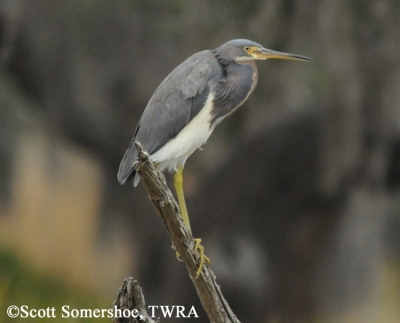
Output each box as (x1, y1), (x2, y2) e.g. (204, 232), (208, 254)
(0, 250), (110, 322)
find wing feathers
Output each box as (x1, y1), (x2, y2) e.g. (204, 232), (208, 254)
(118, 50), (222, 185)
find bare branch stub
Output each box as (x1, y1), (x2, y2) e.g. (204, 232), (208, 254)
(133, 142), (240, 323)
(113, 278), (158, 323)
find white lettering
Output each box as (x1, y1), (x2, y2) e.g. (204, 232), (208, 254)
(62, 305), (70, 318)
(107, 308), (114, 318)
(37, 309), (47, 318)
(92, 309), (100, 318)
(20, 305), (29, 318)
(148, 305), (158, 317)
(71, 309), (80, 318)
(160, 306), (174, 318)
(80, 309), (92, 317)
(175, 306), (186, 318)
(188, 306), (199, 318)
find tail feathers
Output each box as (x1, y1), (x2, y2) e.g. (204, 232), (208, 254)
(117, 143), (138, 185)
(133, 173), (140, 187)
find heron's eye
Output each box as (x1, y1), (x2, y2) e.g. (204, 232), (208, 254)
(244, 46), (251, 52)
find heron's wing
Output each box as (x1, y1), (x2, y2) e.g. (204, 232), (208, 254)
(118, 50), (221, 184)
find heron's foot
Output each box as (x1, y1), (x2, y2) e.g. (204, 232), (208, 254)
(174, 239), (210, 278)
(176, 251), (184, 262)
(194, 238), (210, 279)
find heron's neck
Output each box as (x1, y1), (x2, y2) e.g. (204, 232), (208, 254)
(234, 60), (258, 88)
(210, 61), (258, 126)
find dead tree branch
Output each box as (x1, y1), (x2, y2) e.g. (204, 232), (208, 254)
(131, 142), (240, 323)
(113, 277), (158, 323)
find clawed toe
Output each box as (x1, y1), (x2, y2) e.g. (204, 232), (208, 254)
(194, 238), (210, 279)
(175, 238), (210, 279)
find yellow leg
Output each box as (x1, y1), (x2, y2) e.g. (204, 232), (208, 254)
(174, 166), (191, 233)
(174, 166), (210, 278)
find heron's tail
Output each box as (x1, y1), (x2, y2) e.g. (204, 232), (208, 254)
(117, 140), (139, 186)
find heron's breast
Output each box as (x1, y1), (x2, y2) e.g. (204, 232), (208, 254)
(151, 93), (215, 171)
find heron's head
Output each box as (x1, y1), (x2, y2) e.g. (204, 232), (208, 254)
(216, 39), (312, 64)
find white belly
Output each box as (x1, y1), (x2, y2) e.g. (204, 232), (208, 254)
(151, 93), (215, 172)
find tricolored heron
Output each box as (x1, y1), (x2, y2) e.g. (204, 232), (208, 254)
(118, 39), (311, 277)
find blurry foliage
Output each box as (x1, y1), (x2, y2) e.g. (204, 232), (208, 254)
(0, 0), (399, 322)
(0, 249), (109, 322)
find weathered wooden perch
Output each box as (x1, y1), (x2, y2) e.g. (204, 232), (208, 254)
(113, 278), (158, 323)
(126, 141), (240, 323)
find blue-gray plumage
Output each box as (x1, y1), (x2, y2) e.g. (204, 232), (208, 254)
(118, 39), (310, 186)
(118, 39), (311, 278)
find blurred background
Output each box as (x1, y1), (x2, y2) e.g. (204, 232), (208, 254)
(0, 0), (400, 322)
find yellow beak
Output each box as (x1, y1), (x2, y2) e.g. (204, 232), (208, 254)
(254, 48), (312, 61)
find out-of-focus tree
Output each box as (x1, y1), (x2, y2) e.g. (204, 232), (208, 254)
(0, 1), (399, 322)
